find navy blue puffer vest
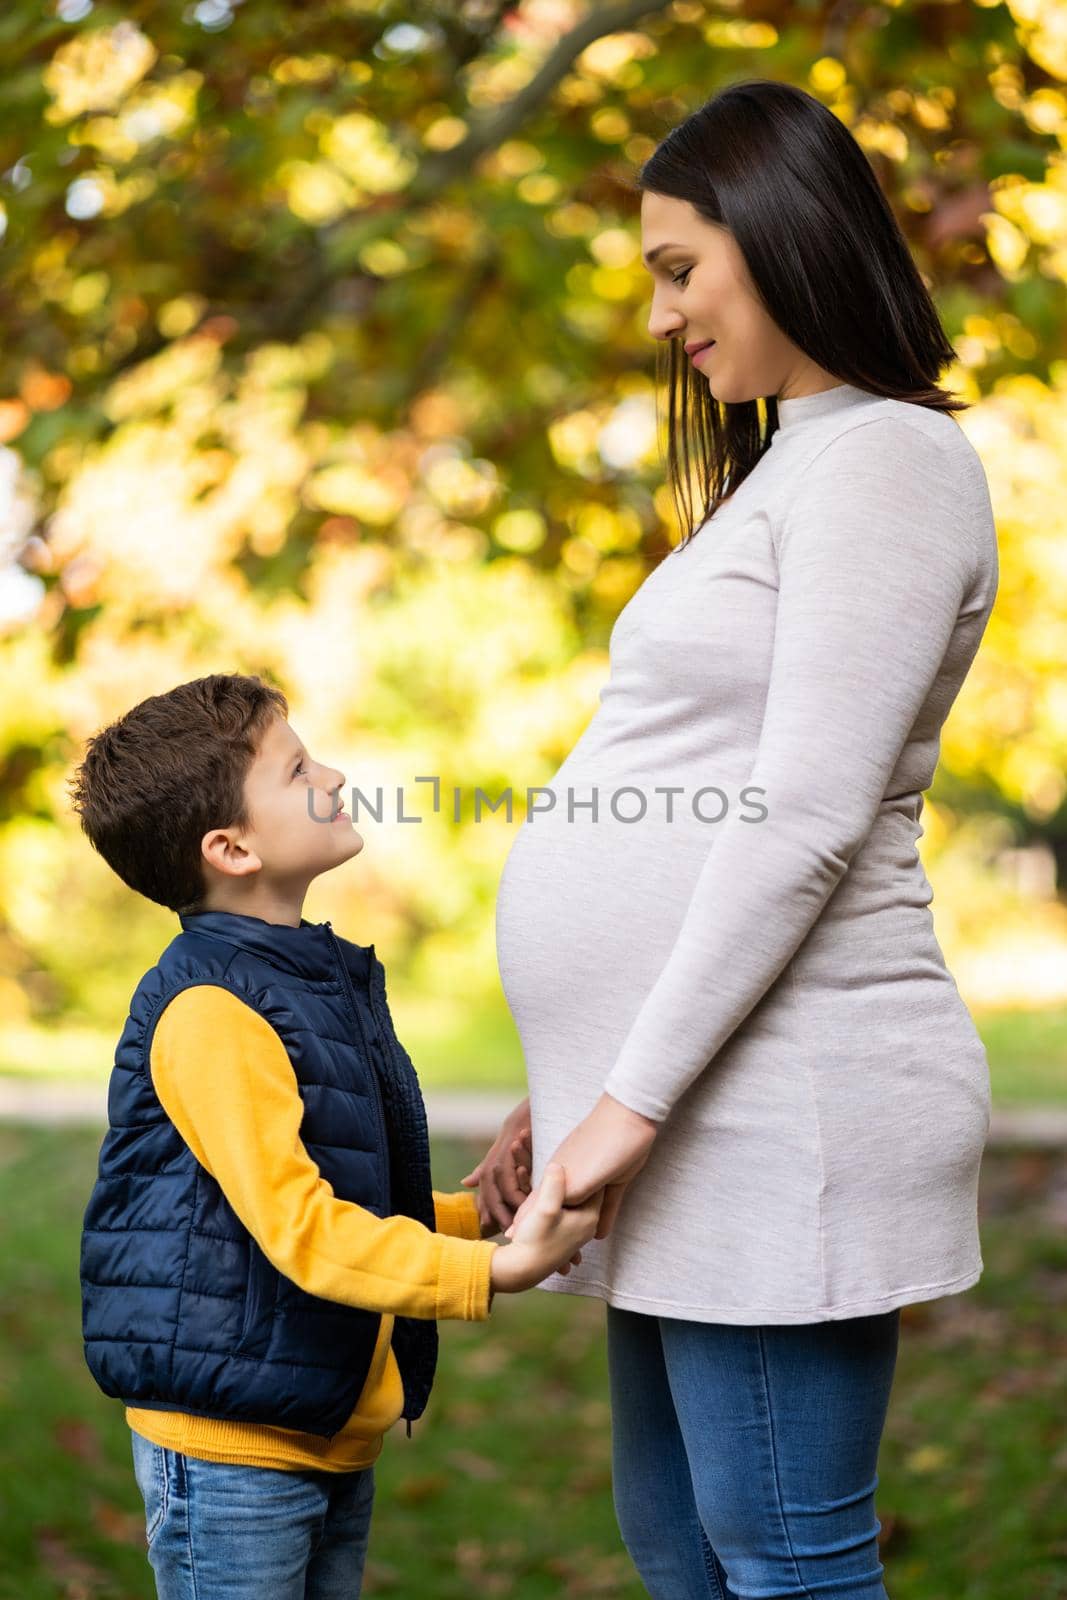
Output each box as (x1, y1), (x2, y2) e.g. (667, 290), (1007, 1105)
(80, 909), (439, 1440)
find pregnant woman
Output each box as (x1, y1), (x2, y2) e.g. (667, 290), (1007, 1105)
(464, 79), (999, 1600)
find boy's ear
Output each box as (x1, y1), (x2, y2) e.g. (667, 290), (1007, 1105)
(201, 827), (262, 879)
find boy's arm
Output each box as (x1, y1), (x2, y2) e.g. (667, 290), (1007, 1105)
(150, 985), (497, 1322)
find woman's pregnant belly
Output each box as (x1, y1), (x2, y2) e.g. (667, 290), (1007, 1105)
(496, 797), (719, 1084)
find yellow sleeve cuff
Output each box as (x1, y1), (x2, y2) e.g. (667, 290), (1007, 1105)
(432, 1189), (483, 1240)
(434, 1235), (498, 1321)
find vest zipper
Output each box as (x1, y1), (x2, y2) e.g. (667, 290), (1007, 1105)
(326, 924), (426, 1438)
(324, 922), (391, 1214)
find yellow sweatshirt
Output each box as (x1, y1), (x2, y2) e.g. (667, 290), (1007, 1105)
(125, 983), (498, 1473)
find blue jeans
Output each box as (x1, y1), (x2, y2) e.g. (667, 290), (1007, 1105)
(607, 1305), (900, 1600)
(130, 1430), (375, 1598)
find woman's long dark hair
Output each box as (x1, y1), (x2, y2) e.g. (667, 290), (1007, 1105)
(635, 79), (965, 546)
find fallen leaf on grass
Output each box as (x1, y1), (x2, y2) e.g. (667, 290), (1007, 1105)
(34, 1524), (110, 1596)
(453, 1538), (488, 1580)
(1010, 1152), (1053, 1196)
(437, 1398), (488, 1427)
(975, 1366), (1053, 1405)
(461, 1343), (512, 1377)
(450, 1535), (530, 1593)
(446, 1448), (501, 1481)
(543, 1547), (637, 1596)
(90, 1497), (146, 1547)
(393, 1472), (450, 1505)
(360, 1556), (401, 1592)
(569, 1465), (613, 1495)
(875, 1510), (910, 1551)
(53, 1417), (105, 1467)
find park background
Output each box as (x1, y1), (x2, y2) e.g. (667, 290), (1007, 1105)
(1, 0), (1066, 1595)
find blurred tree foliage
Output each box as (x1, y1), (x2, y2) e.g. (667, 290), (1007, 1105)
(2, 0), (1067, 1057)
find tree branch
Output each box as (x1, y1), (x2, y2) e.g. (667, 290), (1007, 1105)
(411, 0), (675, 198)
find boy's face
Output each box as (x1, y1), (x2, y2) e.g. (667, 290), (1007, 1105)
(202, 713), (363, 894)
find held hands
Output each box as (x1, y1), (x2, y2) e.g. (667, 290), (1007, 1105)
(489, 1162), (602, 1296)
(506, 1092), (659, 1243)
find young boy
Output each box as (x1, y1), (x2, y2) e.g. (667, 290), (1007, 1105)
(70, 671), (598, 1599)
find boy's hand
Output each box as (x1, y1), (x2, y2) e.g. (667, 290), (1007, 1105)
(489, 1163), (601, 1296)
(461, 1097), (532, 1236)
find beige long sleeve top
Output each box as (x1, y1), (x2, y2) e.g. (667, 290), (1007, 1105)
(496, 382), (999, 1322)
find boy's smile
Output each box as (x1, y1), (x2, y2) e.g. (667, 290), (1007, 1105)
(199, 712), (363, 925)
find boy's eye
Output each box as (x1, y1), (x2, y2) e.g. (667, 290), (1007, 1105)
(671, 266), (692, 287)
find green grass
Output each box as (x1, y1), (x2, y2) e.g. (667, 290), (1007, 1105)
(1, 1128), (1065, 1597)
(3, 995), (1067, 1102)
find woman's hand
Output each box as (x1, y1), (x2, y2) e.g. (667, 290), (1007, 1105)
(506, 1093), (659, 1242)
(460, 1096), (532, 1236)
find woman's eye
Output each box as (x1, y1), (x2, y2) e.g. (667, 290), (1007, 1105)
(671, 267), (692, 286)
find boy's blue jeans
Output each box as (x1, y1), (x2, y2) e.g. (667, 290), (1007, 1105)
(130, 1430), (375, 1598)
(607, 1304), (901, 1600)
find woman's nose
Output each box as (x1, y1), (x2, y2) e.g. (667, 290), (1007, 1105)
(648, 319), (682, 344)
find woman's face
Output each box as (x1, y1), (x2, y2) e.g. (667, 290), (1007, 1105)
(640, 190), (838, 404)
